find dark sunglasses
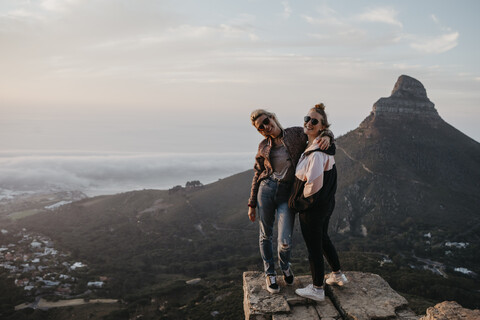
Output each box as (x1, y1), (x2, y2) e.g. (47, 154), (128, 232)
(304, 116), (320, 125)
(257, 117), (270, 131)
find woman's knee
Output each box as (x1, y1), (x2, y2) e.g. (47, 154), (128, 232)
(278, 232), (292, 248)
(278, 239), (291, 252)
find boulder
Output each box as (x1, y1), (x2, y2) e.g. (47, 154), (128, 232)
(419, 301), (480, 320)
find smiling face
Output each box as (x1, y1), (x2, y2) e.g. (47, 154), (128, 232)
(254, 114), (282, 138)
(303, 110), (326, 138)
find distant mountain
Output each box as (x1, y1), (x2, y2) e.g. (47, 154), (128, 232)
(332, 75), (480, 241)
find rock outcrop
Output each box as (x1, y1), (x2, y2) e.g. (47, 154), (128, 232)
(243, 271), (417, 320)
(244, 271), (479, 319)
(372, 75), (439, 119)
(419, 301), (480, 320)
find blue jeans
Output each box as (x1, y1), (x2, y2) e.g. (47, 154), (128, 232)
(257, 177), (295, 275)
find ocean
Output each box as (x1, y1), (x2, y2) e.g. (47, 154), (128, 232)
(0, 151), (254, 197)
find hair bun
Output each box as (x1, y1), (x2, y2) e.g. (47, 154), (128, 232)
(315, 103), (326, 110)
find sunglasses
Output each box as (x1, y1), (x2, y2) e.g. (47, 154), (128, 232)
(257, 117), (270, 131)
(304, 116), (320, 125)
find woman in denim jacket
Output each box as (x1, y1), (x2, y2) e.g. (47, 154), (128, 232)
(248, 109), (333, 294)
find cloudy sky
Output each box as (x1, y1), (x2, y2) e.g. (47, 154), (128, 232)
(1, 0), (479, 193)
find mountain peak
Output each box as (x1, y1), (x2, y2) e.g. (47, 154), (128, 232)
(372, 75), (439, 119)
(391, 74), (429, 100)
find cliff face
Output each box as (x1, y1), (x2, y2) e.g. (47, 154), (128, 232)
(243, 272), (480, 320)
(372, 75), (439, 119)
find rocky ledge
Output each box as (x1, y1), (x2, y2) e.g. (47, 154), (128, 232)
(243, 271), (479, 320)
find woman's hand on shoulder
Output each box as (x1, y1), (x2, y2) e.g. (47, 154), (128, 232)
(315, 136), (330, 150)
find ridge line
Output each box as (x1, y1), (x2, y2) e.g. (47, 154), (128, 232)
(337, 146), (374, 174)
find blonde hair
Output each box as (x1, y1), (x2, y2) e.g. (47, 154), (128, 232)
(310, 103), (331, 128)
(250, 109), (283, 130)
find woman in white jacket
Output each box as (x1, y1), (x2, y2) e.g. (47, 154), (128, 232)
(288, 103), (348, 302)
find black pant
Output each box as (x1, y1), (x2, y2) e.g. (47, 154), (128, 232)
(299, 208), (341, 287)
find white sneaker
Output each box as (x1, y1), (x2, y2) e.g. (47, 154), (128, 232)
(265, 275), (280, 294)
(325, 272), (348, 286)
(295, 284), (325, 301)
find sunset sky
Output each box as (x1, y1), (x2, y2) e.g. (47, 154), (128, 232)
(0, 0), (480, 194)
(1, 1), (479, 193)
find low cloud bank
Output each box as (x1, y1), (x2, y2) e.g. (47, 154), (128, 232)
(0, 151), (253, 196)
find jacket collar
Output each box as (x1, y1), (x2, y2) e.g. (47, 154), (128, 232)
(267, 129), (285, 146)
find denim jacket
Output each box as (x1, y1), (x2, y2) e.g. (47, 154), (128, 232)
(248, 127), (334, 208)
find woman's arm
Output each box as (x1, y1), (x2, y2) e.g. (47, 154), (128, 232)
(316, 129), (334, 150)
(247, 153), (265, 222)
(248, 154), (265, 209)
